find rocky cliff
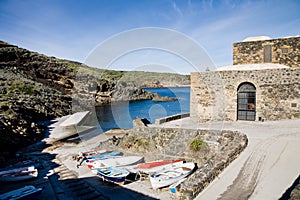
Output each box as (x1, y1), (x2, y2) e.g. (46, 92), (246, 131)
(0, 41), (74, 160)
(0, 41), (189, 160)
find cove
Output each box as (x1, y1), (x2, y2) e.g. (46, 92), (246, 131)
(95, 87), (190, 131)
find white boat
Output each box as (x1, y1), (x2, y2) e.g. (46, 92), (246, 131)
(0, 166), (33, 176)
(125, 159), (184, 174)
(85, 152), (122, 169)
(149, 162), (195, 189)
(0, 185), (42, 199)
(0, 166), (38, 182)
(90, 156), (144, 171)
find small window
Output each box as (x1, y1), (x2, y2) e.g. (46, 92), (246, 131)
(291, 103), (297, 108)
(264, 45), (272, 63)
(281, 48), (288, 54)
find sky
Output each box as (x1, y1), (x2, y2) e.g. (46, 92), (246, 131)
(0, 0), (299, 74)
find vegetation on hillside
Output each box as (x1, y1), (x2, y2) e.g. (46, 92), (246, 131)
(0, 40), (190, 161)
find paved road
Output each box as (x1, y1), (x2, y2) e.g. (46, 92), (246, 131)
(155, 118), (300, 200)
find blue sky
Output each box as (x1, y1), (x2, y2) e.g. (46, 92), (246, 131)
(0, 0), (299, 74)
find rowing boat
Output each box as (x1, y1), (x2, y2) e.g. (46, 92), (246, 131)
(126, 159), (183, 174)
(97, 167), (130, 184)
(0, 166), (38, 182)
(89, 156), (144, 170)
(149, 162), (195, 189)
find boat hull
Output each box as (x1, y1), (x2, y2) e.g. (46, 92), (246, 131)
(90, 156), (144, 169)
(150, 162), (195, 189)
(0, 166), (38, 182)
(126, 160), (183, 174)
(136, 159), (183, 169)
(97, 167), (130, 184)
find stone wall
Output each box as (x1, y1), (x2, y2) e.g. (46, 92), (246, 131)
(190, 68), (300, 122)
(233, 36), (300, 67)
(98, 119), (248, 199)
(154, 112), (190, 125)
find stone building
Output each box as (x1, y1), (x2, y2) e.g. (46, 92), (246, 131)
(190, 36), (300, 122)
(233, 36), (300, 67)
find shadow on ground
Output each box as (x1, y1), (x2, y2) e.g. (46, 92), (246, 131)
(0, 137), (157, 200)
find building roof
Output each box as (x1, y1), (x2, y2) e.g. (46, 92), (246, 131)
(215, 63), (289, 71)
(242, 36), (272, 42)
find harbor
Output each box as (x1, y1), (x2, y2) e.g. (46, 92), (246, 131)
(1, 111), (299, 199)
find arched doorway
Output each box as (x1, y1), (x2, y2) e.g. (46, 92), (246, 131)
(237, 82), (256, 121)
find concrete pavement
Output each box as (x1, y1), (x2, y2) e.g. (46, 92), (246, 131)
(155, 117), (300, 199)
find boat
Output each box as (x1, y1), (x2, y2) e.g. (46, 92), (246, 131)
(84, 151), (122, 164)
(89, 156), (144, 170)
(97, 167), (130, 184)
(84, 151), (122, 163)
(0, 166), (38, 182)
(79, 149), (110, 157)
(0, 185), (42, 200)
(149, 162), (195, 189)
(0, 160), (39, 172)
(86, 151), (122, 160)
(126, 159), (184, 174)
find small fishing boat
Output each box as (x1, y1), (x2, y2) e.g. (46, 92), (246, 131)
(86, 151), (122, 160)
(97, 167), (130, 184)
(84, 151), (122, 165)
(89, 156), (144, 170)
(0, 166), (38, 182)
(79, 149), (110, 157)
(126, 159), (183, 174)
(0, 185), (42, 200)
(0, 160), (39, 172)
(149, 162), (195, 189)
(84, 152), (122, 168)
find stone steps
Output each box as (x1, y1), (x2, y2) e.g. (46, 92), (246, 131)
(48, 158), (107, 200)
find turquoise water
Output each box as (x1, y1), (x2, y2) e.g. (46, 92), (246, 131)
(96, 87), (190, 131)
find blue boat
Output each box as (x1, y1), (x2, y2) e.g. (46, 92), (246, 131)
(86, 151), (122, 160)
(97, 167), (130, 184)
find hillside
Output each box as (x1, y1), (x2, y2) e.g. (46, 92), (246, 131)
(0, 41), (190, 160)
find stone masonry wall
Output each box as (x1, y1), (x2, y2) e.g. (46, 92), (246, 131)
(98, 120), (248, 199)
(190, 68), (300, 122)
(233, 36), (300, 67)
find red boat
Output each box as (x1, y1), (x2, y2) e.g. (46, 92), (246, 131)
(136, 159), (183, 169)
(126, 159), (184, 174)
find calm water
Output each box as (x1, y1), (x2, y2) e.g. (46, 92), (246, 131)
(96, 87), (190, 131)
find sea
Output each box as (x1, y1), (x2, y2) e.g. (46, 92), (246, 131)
(95, 87), (190, 131)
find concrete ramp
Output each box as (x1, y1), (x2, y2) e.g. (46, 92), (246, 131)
(59, 111), (90, 127)
(47, 111), (94, 141)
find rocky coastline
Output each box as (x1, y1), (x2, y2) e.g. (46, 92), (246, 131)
(0, 40), (189, 161)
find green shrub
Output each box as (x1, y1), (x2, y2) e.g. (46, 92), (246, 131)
(189, 138), (208, 152)
(9, 81), (38, 96)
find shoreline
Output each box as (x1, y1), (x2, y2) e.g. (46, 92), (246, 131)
(44, 116), (170, 199)
(42, 113), (249, 199)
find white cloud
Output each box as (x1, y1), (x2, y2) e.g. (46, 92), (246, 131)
(171, 1), (183, 17)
